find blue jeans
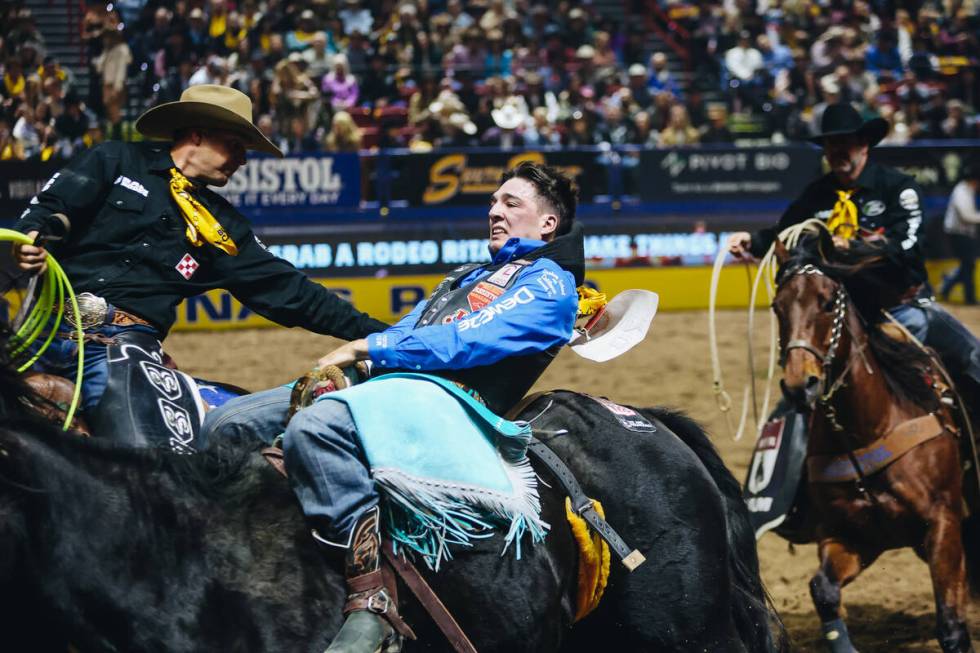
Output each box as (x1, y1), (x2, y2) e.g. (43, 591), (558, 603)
(282, 398), (378, 547)
(201, 385), (293, 447)
(887, 302), (928, 342)
(30, 323), (158, 410)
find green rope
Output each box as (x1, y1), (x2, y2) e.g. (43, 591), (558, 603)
(1, 228), (84, 429)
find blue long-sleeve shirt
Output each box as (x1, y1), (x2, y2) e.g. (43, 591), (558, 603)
(368, 237), (578, 371)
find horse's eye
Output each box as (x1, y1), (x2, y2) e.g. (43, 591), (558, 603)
(822, 298), (836, 312)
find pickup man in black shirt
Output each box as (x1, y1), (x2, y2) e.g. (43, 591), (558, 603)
(12, 84), (387, 448)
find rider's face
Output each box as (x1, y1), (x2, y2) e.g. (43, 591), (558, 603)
(488, 177), (558, 254)
(823, 134), (868, 185)
(188, 129), (248, 186)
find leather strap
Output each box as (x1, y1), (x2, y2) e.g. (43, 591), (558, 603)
(807, 413), (946, 483)
(109, 308), (153, 328)
(526, 438), (645, 571)
(382, 541), (478, 653)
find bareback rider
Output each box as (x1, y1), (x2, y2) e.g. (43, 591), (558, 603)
(215, 162), (583, 652)
(728, 101), (980, 404)
(11, 85), (387, 444)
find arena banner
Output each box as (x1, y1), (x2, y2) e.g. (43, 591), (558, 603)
(166, 265), (774, 331)
(259, 220), (744, 278)
(0, 159), (61, 217)
(873, 143), (977, 199)
(638, 147), (823, 203)
(213, 152), (360, 211)
(392, 149), (605, 206)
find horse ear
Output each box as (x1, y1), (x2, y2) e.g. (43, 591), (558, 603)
(773, 238), (790, 264)
(817, 227), (836, 260)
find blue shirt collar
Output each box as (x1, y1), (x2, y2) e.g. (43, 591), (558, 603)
(490, 237), (545, 264)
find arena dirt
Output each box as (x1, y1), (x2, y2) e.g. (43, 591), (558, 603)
(166, 305), (980, 652)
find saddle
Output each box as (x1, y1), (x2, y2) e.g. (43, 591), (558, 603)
(22, 372), (91, 435)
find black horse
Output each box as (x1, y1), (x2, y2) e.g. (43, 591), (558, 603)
(0, 326), (786, 652)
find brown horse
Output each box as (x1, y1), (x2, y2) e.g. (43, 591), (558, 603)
(771, 236), (977, 653)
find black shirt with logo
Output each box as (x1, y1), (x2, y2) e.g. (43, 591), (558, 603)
(749, 161), (928, 288)
(15, 141), (388, 338)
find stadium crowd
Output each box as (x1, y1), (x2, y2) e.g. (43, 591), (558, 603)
(0, 0), (978, 160)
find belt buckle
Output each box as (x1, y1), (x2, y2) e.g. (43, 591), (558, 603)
(64, 292), (108, 330)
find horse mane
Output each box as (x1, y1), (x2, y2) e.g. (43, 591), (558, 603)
(779, 236), (939, 411)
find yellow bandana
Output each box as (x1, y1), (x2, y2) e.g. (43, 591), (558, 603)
(576, 285), (607, 316)
(169, 168), (238, 255)
(826, 189), (859, 239)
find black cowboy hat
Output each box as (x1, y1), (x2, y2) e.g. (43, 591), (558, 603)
(808, 102), (889, 147)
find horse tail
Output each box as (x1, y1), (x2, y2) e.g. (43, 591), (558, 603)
(643, 407), (790, 653)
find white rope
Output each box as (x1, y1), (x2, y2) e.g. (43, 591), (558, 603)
(708, 219), (833, 440)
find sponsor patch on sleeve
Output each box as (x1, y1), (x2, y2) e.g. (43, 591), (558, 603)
(486, 263), (522, 287)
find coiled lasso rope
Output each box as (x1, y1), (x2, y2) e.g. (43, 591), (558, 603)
(0, 228), (84, 429)
(708, 219), (832, 440)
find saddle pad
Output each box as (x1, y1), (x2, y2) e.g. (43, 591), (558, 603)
(317, 373), (548, 568)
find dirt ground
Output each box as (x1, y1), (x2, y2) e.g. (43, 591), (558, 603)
(165, 304), (980, 652)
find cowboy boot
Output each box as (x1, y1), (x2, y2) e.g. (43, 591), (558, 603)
(325, 506), (414, 653)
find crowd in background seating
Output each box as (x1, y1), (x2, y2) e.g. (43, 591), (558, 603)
(0, 0), (978, 161)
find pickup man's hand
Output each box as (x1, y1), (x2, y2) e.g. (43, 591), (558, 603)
(13, 230), (48, 273)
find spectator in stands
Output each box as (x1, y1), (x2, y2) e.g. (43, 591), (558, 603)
(284, 115), (321, 154)
(53, 93), (93, 156)
(564, 7), (593, 49)
(302, 32), (335, 80)
(658, 103), (700, 147)
(563, 109), (595, 146)
(185, 8), (211, 60)
(865, 31), (903, 81)
(596, 102), (636, 146)
(484, 30), (513, 77)
(523, 106), (562, 147)
(93, 26), (131, 140)
(35, 55), (74, 98)
(940, 162), (980, 305)
(271, 57), (320, 129)
(437, 111), (478, 147)
(483, 99), (527, 148)
(592, 30), (619, 76)
(632, 110), (659, 147)
(324, 110), (363, 151)
(938, 100), (976, 139)
(257, 113), (288, 153)
(700, 103), (735, 143)
(287, 9), (319, 52)
(0, 116), (16, 159)
(189, 55), (230, 86)
(12, 103), (40, 157)
(321, 53), (360, 111)
(3, 56), (28, 106)
(878, 104), (911, 145)
(360, 54), (398, 108)
(340, 0), (374, 39)
(480, 0), (516, 32)
(757, 35), (792, 76)
(647, 52), (681, 99)
(623, 63), (651, 111)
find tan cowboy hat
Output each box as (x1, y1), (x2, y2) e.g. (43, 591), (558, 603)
(135, 84), (283, 157)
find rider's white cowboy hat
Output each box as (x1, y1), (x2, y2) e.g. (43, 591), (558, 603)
(135, 84), (284, 158)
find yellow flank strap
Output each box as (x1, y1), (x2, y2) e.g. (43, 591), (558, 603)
(565, 497), (611, 621)
(576, 285), (607, 317)
(826, 189), (859, 239)
(169, 168), (238, 255)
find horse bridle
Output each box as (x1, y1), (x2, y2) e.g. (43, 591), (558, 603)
(779, 264), (849, 404)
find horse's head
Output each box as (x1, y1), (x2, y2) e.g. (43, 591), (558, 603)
(772, 240), (850, 410)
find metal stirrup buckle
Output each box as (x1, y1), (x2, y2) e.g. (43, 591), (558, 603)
(366, 589), (391, 614)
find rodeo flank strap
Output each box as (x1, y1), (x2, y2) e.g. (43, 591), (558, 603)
(565, 497), (611, 621)
(169, 168), (238, 255)
(826, 189), (859, 240)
